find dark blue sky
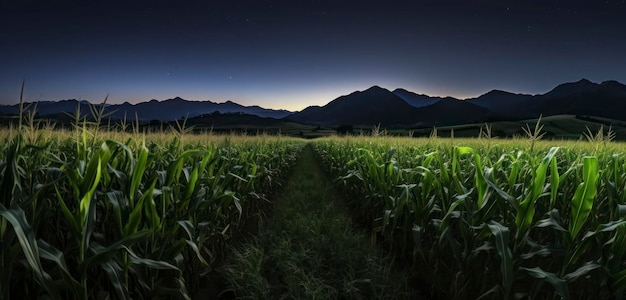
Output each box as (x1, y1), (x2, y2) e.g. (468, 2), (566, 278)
(2, 0), (626, 111)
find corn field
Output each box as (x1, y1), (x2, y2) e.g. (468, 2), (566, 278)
(314, 137), (626, 299)
(4, 115), (626, 299)
(0, 125), (302, 299)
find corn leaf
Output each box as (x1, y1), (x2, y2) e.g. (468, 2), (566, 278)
(523, 267), (569, 300)
(0, 205), (57, 297)
(611, 268), (626, 299)
(101, 261), (130, 300)
(563, 261), (600, 282)
(129, 143), (149, 206)
(569, 156), (599, 239)
(487, 220), (513, 299)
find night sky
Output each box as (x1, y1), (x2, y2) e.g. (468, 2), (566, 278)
(2, 0), (626, 111)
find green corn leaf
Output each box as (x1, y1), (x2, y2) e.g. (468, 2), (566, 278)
(106, 190), (125, 234)
(0, 205), (57, 297)
(570, 156), (599, 240)
(535, 209), (567, 232)
(178, 220), (195, 240)
(474, 154), (488, 209)
(37, 239), (71, 277)
(550, 155), (560, 210)
(588, 219), (626, 236)
(521, 242), (566, 259)
(143, 184), (161, 231)
(81, 230), (151, 272)
(611, 268), (626, 299)
(439, 191), (470, 232)
(124, 192), (145, 236)
(54, 184), (79, 234)
(232, 195), (243, 220)
(37, 239), (82, 297)
(183, 167), (199, 201)
(455, 146), (475, 156)
(563, 261), (601, 282)
(486, 179), (518, 210)
(0, 139), (22, 206)
(476, 285), (500, 300)
(487, 220), (513, 299)
(79, 156), (101, 224)
(516, 147), (559, 239)
(125, 246), (180, 271)
(79, 156), (102, 258)
(101, 261), (130, 300)
(130, 143), (149, 205)
(177, 220), (209, 266)
(452, 147), (472, 194)
(522, 267), (569, 300)
(228, 172), (249, 183)
(165, 155), (185, 186)
(532, 147), (559, 201)
(63, 166), (82, 206)
(609, 224), (626, 273)
(506, 152), (522, 189)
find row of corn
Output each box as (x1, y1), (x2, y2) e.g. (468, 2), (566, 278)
(314, 137), (626, 299)
(0, 129), (302, 299)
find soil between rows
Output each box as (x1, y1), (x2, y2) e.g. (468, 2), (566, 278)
(200, 144), (425, 299)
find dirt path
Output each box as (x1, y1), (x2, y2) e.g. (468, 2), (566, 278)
(214, 144), (422, 299)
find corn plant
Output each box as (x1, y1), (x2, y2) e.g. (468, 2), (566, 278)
(0, 122), (303, 299)
(314, 136), (626, 299)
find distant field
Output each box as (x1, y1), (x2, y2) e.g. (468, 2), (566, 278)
(406, 115), (626, 140)
(4, 111), (626, 141)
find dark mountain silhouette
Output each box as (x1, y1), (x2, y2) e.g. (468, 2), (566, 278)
(466, 90), (533, 115)
(186, 111), (289, 128)
(597, 80), (626, 97)
(412, 97), (495, 127)
(284, 86), (424, 127)
(287, 105), (324, 123)
(461, 79), (626, 122)
(288, 79), (626, 128)
(0, 97), (292, 121)
(543, 78), (598, 98)
(0, 99), (93, 116)
(392, 88), (439, 108)
(523, 79), (626, 120)
(3, 79), (626, 129)
(286, 86), (497, 127)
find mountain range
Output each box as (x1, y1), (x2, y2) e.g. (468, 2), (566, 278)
(285, 79), (626, 127)
(0, 97), (292, 120)
(2, 79), (626, 128)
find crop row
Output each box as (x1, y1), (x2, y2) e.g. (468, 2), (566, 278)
(314, 137), (626, 299)
(0, 130), (302, 299)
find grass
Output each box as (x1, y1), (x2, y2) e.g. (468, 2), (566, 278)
(220, 144), (418, 299)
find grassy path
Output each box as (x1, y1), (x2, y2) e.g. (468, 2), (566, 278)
(217, 144), (421, 299)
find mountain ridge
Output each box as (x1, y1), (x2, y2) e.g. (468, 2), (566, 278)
(0, 97), (292, 120)
(286, 78), (626, 127)
(2, 78), (626, 127)
(284, 86), (423, 127)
